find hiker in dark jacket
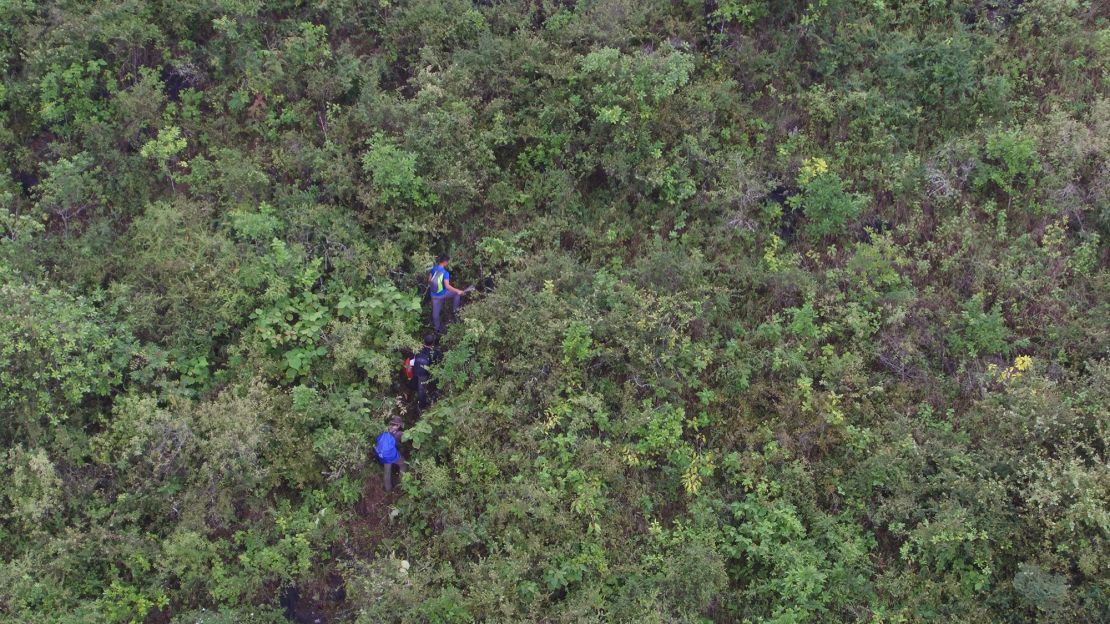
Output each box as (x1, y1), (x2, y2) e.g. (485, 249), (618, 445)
(413, 333), (440, 413)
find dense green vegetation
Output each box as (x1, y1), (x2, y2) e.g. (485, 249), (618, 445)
(2, 1), (1109, 622)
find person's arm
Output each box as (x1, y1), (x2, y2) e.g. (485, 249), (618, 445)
(444, 278), (467, 296)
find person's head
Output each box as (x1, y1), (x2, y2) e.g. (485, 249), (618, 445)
(423, 333), (437, 347)
(436, 253), (450, 267)
(388, 415), (403, 433)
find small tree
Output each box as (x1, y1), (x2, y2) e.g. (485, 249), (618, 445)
(141, 125), (188, 193)
(35, 152), (102, 238)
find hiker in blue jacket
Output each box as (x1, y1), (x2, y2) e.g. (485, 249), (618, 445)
(375, 416), (406, 492)
(428, 254), (470, 332)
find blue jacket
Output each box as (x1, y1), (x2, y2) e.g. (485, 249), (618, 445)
(375, 431), (400, 464)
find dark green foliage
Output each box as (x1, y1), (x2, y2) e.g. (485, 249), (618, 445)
(1, 0), (1108, 622)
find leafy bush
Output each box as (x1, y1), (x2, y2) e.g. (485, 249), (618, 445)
(361, 132), (438, 209)
(788, 158), (867, 239)
(38, 59), (116, 135)
(0, 272), (133, 444)
(973, 128), (1041, 199)
(948, 293), (1011, 358)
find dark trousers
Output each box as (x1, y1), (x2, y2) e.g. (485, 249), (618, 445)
(416, 379), (429, 413)
(431, 293), (460, 332)
(383, 456), (406, 492)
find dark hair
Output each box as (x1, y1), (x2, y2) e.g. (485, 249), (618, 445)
(423, 333), (438, 346)
(436, 253), (450, 264)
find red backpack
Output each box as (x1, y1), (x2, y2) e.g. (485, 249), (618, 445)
(402, 356), (415, 380)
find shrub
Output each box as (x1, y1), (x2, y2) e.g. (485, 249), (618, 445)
(0, 272), (133, 444)
(973, 129), (1041, 200)
(948, 293), (1011, 358)
(788, 158), (867, 239)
